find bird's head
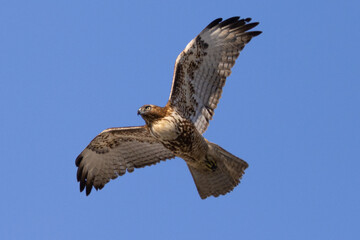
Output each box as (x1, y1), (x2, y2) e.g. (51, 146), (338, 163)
(137, 104), (167, 125)
(137, 104), (154, 116)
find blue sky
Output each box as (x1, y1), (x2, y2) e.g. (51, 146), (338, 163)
(1, 0), (359, 239)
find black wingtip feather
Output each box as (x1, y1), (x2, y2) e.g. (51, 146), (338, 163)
(234, 22), (260, 34)
(244, 17), (252, 22)
(206, 17), (261, 35)
(250, 31), (262, 37)
(218, 16), (240, 28)
(206, 18), (222, 29)
(75, 154), (83, 167)
(76, 165), (84, 182)
(230, 19), (249, 29)
(80, 180), (86, 192)
(86, 185), (92, 196)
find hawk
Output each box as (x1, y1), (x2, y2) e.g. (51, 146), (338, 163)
(76, 17), (261, 199)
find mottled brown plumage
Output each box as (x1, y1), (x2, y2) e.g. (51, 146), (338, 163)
(76, 17), (261, 199)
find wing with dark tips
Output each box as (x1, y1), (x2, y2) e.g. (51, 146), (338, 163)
(75, 126), (175, 195)
(168, 17), (261, 134)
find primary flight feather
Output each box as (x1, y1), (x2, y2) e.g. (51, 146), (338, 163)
(76, 16), (261, 199)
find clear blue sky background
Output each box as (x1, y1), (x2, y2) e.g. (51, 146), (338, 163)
(1, 0), (359, 239)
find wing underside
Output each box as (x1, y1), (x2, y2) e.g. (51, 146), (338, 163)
(75, 126), (175, 195)
(168, 17), (261, 134)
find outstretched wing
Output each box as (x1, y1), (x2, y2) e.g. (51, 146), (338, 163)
(168, 17), (261, 134)
(75, 126), (175, 195)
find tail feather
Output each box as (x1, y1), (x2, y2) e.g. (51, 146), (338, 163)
(188, 142), (248, 199)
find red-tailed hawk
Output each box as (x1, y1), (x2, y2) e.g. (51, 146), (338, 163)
(76, 17), (261, 199)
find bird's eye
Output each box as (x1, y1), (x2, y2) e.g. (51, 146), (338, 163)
(145, 105), (151, 111)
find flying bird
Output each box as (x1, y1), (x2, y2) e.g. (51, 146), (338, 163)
(76, 17), (261, 199)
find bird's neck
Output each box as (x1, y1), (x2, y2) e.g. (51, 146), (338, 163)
(143, 105), (170, 127)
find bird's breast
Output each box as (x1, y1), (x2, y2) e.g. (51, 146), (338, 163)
(150, 114), (181, 141)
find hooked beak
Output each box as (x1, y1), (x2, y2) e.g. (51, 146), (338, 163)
(137, 108), (142, 116)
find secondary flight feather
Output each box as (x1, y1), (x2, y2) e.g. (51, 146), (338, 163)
(76, 16), (261, 199)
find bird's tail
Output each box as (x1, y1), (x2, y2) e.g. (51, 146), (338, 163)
(187, 141), (248, 199)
